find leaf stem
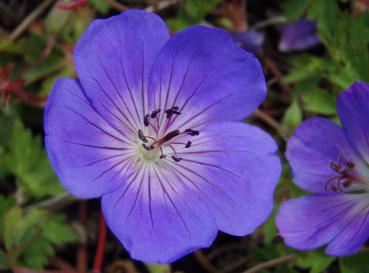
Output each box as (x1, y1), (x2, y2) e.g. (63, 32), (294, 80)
(243, 254), (296, 273)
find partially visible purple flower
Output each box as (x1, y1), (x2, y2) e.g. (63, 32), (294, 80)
(232, 29), (264, 55)
(279, 18), (320, 52)
(44, 10), (281, 263)
(277, 82), (369, 256)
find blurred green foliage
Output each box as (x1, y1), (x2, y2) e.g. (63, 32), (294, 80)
(3, 119), (64, 198)
(167, 0), (222, 30)
(282, 0), (369, 132)
(0, 196), (75, 269)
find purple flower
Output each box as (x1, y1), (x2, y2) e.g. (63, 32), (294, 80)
(232, 29), (264, 55)
(44, 10), (281, 263)
(279, 18), (320, 52)
(277, 82), (369, 256)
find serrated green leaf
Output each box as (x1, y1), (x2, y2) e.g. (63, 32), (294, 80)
(308, 0), (341, 50)
(296, 250), (335, 273)
(302, 89), (336, 115)
(41, 214), (76, 244)
(3, 120), (64, 198)
(2, 206), (75, 269)
(328, 66), (360, 89)
(340, 252), (369, 273)
(0, 195), (15, 236)
(3, 206), (22, 250)
(22, 238), (54, 269)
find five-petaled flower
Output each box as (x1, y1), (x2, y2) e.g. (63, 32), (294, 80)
(277, 82), (369, 256)
(44, 10), (281, 263)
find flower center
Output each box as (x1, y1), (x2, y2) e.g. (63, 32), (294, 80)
(325, 156), (369, 192)
(138, 144), (160, 161)
(135, 106), (199, 163)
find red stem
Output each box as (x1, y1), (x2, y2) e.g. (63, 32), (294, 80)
(93, 211), (107, 273)
(77, 201), (88, 273)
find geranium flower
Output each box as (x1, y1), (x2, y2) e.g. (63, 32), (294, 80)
(279, 18), (320, 52)
(44, 10), (281, 263)
(277, 82), (369, 256)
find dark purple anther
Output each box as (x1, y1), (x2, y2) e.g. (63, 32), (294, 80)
(172, 156), (182, 162)
(185, 141), (192, 148)
(151, 109), (161, 118)
(144, 114), (150, 127)
(184, 129), (199, 136)
(138, 129), (148, 143)
(165, 106), (181, 119)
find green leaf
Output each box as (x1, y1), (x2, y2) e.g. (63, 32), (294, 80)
(3, 120), (64, 198)
(167, 0), (221, 31)
(282, 98), (302, 130)
(2, 206), (75, 269)
(90, 0), (110, 14)
(22, 237), (54, 269)
(0, 249), (8, 269)
(296, 250), (335, 273)
(284, 56), (331, 84)
(146, 264), (171, 273)
(3, 207), (22, 250)
(340, 252), (369, 273)
(41, 214), (76, 244)
(0, 195), (15, 236)
(24, 52), (65, 85)
(40, 66), (74, 94)
(302, 89), (336, 115)
(262, 205), (278, 244)
(309, 0), (341, 51)
(283, 0), (310, 21)
(185, 0), (221, 21)
(45, 7), (72, 35)
(328, 66), (360, 89)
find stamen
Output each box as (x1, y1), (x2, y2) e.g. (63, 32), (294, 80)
(151, 109), (161, 118)
(329, 162), (341, 172)
(185, 141), (192, 148)
(142, 143), (154, 150)
(171, 106), (181, 114)
(144, 114), (150, 127)
(172, 155), (182, 162)
(160, 130), (180, 144)
(347, 161), (355, 169)
(165, 106), (181, 119)
(160, 154), (167, 159)
(325, 158), (366, 192)
(184, 128), (199, 136)
(138, 129), (148, 143)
